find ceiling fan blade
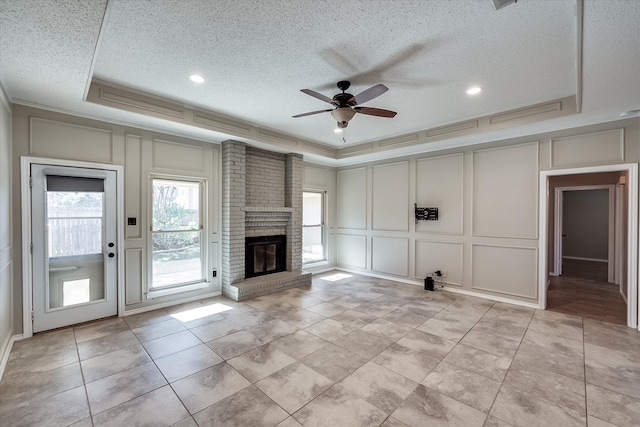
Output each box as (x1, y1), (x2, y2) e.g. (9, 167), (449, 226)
(350, 84), (388, 105)
(300, 89), (335, 105)
(292, 109), (333, 118)
(354, 106), (397, 118)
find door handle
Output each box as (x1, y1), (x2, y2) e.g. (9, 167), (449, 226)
(108, 253), (115, 258)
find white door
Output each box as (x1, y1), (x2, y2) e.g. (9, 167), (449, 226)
(31, 164), (118, 332)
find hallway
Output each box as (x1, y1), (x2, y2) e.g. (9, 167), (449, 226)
(547, 259), (627, 326)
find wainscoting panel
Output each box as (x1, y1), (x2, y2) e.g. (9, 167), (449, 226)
(372, 162), (409, 232)
(152, 139), (205, 173)
(336, 234), (367, 269)
(337, 168), (367, 230)
(416, 153), (464, 235)
(125, 134), (142, 240)
(304, 165), (328, 188)
(473, 142), (538, 239)
(414, 240), (463, 285)
(125, 248), (144, 305)
(372, 236), (408, 277)
(30, 118), (113, 163)
(471, 244), (538, 299)
(551, 128), (624, 167)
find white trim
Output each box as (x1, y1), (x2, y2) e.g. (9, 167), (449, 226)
(553, 184), (615, 278)
(146, 281), (210, 299)
(562, 256), (607, 263)
(21, 156), (124, 338)
(123, 291), (221, 316)
(539, 163), (638, 330)
(0, 334), (25, 381)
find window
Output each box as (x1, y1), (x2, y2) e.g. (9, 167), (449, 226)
(303, 191), (325, 263)
(150, 177), (206, 293)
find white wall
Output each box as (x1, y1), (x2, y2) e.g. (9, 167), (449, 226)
(334, 119), (640, 305)
(11, 105), (222, 333)
(0, 91), (13, 373)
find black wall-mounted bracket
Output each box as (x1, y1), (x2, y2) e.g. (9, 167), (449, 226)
(415, 203), (438, 223)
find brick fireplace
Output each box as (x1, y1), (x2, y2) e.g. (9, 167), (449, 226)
(221, 141), (311, 301)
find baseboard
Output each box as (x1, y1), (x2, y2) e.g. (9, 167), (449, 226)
(562, 256), (607, 263)
(620, 288), (628, 304)
(0, 334), (25, 381)
(332, 267), (539, 310)
(122, 290), (221, 317)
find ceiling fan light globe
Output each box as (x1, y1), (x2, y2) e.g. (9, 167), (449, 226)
(337, 121), (349, 129)
(331, 107), (356, 122)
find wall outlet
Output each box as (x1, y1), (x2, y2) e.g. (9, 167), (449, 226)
(212, 270), (217, 278)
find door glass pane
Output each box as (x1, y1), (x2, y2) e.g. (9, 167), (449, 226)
(46, 191), (105, 309)
(152, 231), (202, 287)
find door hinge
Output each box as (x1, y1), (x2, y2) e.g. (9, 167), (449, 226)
(29, 177), (33, 188)
(30, 243), (33, 254)
(31, 310), (34, 321)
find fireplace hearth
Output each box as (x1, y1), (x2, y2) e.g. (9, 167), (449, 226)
(245, 235), (286, 278)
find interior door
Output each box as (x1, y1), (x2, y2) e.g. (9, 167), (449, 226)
(31, 164), (118, 332)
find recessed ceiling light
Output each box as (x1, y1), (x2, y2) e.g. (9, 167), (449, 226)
(466, 86), (483, 95)
(189, 74), (205, 83)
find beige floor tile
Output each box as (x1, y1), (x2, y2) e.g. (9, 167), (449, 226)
(340, 361), (418, 415)
(459, 329), (521, 358)
(131, 318), (187, 342)
(333, 329), (394, 359)
(444, 344), (512, 381)
(194, 385), (288, 427)
(189, 319), (244, 342)
(81, 343), (150, 383)
(256, 362), (333, 413)
(74, 317), (130, 343)
(422, 362), (502, 413)
(77, 330), (140, 360)
(227, 344), (296, 382)
(490, 385), (586, 427)
(171, 363), (251, 414)
(205, 330), (262, 360)
(269, 330), (329, 359)
(300, 343), (369, 382)
(586, 383), (640, 427)
(86, 362), (166, 415)
(293, 384), (387, 427)
(141, 330), (202, 360)
(0, 386), (89, 427)
(92, 385), (188, 427)
(155, 343), (224, 382)
(396, 330), (456, 360)
(372, 342), (440, 383)
(392, 384), (487, 427)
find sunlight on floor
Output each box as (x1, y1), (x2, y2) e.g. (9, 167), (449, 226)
(321, 273), (353, 282)
(170, 303), (233, 322)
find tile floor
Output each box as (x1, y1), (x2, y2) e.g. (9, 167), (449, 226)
(1, 272), (640, 426)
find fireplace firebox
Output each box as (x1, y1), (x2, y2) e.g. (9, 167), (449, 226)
(245, 235), (286, 278)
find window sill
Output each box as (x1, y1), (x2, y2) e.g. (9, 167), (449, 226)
(146, 281), (210, 299)
(303, 260), (329, 268)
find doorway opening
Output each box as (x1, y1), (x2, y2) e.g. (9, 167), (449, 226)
(539, 164), (638, 330)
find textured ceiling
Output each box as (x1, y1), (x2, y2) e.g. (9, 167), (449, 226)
(0, 0), (639, 163)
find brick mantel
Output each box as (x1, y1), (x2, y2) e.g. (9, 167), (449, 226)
(221, 141), (309, 300)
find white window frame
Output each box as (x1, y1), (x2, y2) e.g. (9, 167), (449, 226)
(302, 191), (327, 265)
(146, 174), (209, 299)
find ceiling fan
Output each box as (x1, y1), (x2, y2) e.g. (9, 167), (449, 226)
(292, 80), (397, 130)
